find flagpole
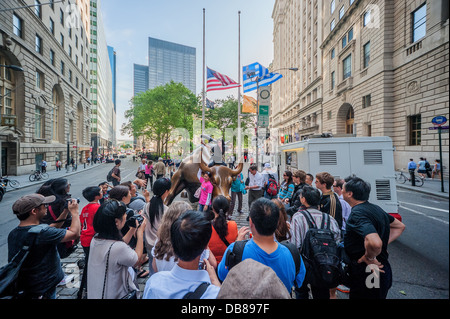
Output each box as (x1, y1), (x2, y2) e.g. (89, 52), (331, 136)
(237, 10), (242, 161)
(202, 8), (206, 136)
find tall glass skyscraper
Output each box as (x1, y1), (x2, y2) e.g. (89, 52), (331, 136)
(133, 37), (196, 96)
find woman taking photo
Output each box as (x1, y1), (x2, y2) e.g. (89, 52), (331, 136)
(87, 199), (146, 299)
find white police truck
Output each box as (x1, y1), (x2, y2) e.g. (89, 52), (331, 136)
(277, 136), (400, 220)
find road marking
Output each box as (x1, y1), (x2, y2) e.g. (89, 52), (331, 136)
(398, 202), (449, 213)
(399, 205), (449, 225)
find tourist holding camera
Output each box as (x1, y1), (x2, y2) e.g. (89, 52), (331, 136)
(87, 199), (147, 299)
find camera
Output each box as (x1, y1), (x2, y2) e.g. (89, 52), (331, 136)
(126, 213), (144, 228)
(66, 198), (80, 204)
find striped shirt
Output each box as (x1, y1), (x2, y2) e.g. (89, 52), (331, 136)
(278, 182), (295, 200)
(289, 208), (342, 250)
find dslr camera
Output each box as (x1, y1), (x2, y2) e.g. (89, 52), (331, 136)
(126, 210), (144, 228)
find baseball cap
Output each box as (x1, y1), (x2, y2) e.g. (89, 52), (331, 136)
(12, 194), (56, 216)
(264, 163), (271, 169)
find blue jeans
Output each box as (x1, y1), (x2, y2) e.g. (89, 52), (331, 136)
(198, 204), (206, 212)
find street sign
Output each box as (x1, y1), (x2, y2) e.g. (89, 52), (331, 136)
(432, 116), (447, 126)
(259, 105), (269, 116)
(429, 126), (449, 130)
(258, 115), (270, 128)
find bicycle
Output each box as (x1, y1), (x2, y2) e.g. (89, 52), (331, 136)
(395, 170), (424, 187)
(0, 177), (21, 189)
(29, 170), (49, 182)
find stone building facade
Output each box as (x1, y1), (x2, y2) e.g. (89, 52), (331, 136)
(272, 0), (449, 174)
(0, 0), (91, 175)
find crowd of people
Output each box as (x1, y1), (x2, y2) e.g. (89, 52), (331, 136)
(5, 157), (406, 300)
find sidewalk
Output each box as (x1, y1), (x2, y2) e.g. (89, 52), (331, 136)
(4, 163), (104, 193)
(395, 175), (449, 199)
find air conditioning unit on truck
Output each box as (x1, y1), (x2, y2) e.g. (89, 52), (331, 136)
(277, 136), (401, 221)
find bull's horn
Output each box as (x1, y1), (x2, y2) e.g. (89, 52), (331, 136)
(230, 161), (244, 176)
(199, 157), (212, 173)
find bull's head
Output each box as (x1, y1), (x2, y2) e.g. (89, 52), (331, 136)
(199, 158), (244, 202)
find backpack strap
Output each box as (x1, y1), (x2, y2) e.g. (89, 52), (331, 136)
(320, 212), (331, 230)
(183, 282), (210, 299)
(225, 240), (249, 271)
(280, 241), (301, 277)
(300, 209), (317, 229)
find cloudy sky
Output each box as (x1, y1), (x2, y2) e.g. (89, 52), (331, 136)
(101, 0), (275, 139)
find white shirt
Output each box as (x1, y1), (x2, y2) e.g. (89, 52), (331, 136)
(143, 264), (220, 299)
(249, 171), (264, 190)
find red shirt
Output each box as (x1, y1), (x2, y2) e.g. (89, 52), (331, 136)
(208, 221), (238, 264)
(80, 203), (100, 247)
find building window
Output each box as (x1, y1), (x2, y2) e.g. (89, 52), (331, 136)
(346, 108), (355, 134)
(363, 41), (371, 68)
(409, 115), (421, 145)
(330, 19), (336, 31)
(34, 0), (42, 19)
(50, 50), (55, 66)
(339, 6), (345, 19)
(331, 0), (335, 14)
(36, 70), (44, 90)
(362, 94), (371, 108)
(331, 71), (335, 90)
(60, 8), (64, 25)
(13, 14), (23, 38)
(49, 18), (55, 35)
(35, 106), (44, 138)
(364, 10), (371, 27)
(412, 4), (427, 43)
(331, 48), (335, 59)
(342, 35), (347, 48)
(69, 69), (72, 82)
(52, 88), (59, 141)
(0, 56), (16, 118)
(60, 61), (65, 75)
(60, 33), (64, 48)
(348, 27), (353, 41)
(35, 34), (43, 54)
(343, 54), (352, 79)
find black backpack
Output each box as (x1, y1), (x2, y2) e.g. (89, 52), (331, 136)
(106, 168), (114, 182)
(299, 210), (342, 289)
(224, 239), (301, 282)
(0, 224), (49, 299)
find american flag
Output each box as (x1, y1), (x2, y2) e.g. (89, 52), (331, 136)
(207, 67), (241, 92)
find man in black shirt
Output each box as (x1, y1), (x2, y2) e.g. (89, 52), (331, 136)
(342, 176), (405, 299)
(8, 194), (80, 299)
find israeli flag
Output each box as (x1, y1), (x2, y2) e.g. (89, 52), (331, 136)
(243, 62), (283, 93)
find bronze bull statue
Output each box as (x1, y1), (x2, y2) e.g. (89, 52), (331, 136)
(165, 146), (243, 206)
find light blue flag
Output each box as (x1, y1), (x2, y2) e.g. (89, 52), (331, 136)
(243, 62), (283, 93)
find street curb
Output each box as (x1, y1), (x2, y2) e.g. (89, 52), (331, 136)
(396, 184), (449, 199)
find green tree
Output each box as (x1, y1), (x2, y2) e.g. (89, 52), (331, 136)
(122, 81), (200, 156)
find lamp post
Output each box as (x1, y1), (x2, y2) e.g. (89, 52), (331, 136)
(247, 67), (298, 169)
